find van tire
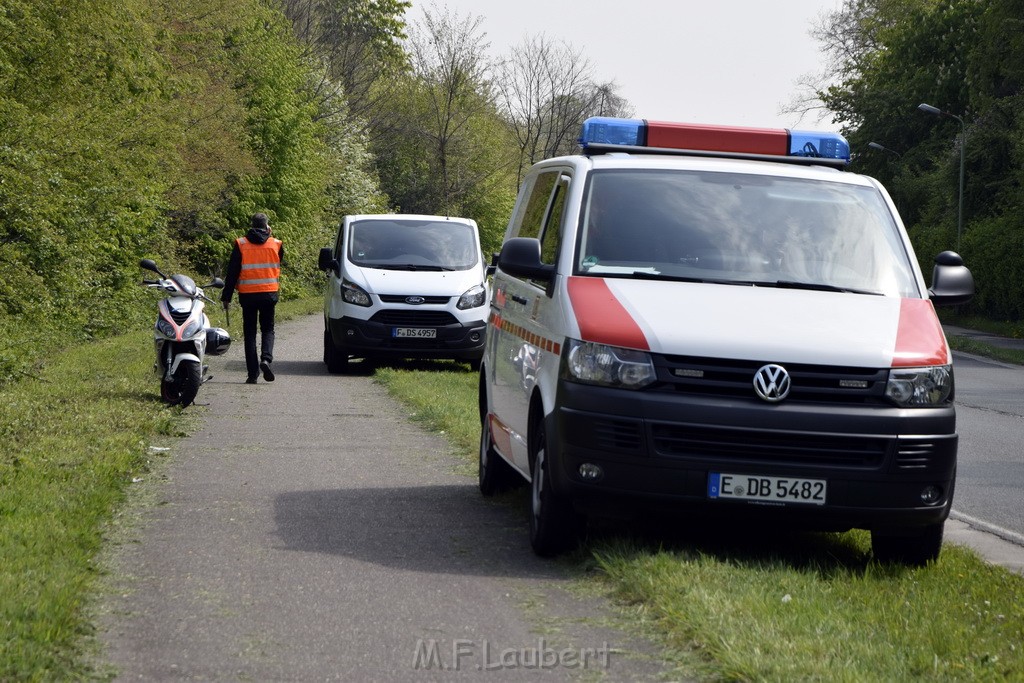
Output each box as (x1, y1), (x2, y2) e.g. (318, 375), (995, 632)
(479, 414), (518, 495)
(324, 328), (349, 374)
(871, 522), (944, 566)
(528, 418), (580, 556)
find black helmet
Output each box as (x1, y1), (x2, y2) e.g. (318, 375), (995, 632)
(206, 327), (231, 356)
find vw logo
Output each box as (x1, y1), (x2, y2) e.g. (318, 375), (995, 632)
(405, 296), (426, 305)
(753, 364), (791, 402)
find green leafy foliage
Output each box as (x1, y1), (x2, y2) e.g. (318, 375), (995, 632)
(820, 0), (1024, 317)
(0, 0), (386, 387)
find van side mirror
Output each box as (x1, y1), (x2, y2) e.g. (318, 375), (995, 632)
(929, 251), (974, 306)
(318, 247), (339, 275)
(486, 251), (498, 277)
(497, 238), (554, 282)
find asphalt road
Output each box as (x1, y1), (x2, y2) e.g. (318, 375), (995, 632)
(97, 313), (669, 681)
(949, 351), (1024, 540)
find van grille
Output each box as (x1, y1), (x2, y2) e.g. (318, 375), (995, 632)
(655, 354), (889, 404)
(652, 423), (888, 467)
(371, 310), (458, 326)
(378, 294), (451, 304)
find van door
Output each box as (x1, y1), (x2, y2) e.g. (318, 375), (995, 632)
(490, 169), (570, 473)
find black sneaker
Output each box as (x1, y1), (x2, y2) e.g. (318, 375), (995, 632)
(246, 375), (258, 384)
(260, 361), (275, 382)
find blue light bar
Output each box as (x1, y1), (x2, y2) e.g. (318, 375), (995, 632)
(788, 130), (851, 162)
(578, 117), (851, 165)
(578, 117), (646, 147)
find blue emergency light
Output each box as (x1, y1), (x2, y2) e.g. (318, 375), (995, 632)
(578, 117), (851, 165)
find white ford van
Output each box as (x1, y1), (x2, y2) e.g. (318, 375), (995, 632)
(318, 214), (489, 372)
(479, 118), (975, 564)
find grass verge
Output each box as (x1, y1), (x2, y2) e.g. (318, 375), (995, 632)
(0, 298), (318, 680)
(375, 364), (1024, 681)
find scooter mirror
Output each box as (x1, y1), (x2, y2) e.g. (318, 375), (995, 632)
(208, 278), (225, 289)
(140, 259), (159, 273)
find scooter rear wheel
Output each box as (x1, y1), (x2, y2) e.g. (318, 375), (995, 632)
(161, 360), (202, 407)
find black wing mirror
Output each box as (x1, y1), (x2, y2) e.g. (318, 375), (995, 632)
(929, 251), (974, 306)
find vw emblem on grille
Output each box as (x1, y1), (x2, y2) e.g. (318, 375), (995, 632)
(753, 364), (791, 402)
(405, 296), (426, 305)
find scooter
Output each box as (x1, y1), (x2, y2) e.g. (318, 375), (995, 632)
(140, 258), (231, 407)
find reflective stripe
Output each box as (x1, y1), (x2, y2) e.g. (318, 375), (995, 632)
(237, 237), (282, 294)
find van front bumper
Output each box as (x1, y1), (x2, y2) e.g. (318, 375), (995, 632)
(329, 315), (486, 360)
(550, 381), (957, 530)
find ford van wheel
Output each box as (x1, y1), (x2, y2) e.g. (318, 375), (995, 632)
(324, 329), (348, 374)
(479, 416), (517, 495)
(528, 421), (579, 556)
(871, 522), (944, 566)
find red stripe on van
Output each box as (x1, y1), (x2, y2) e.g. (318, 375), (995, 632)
(892, 298), (949, 366)
(567, 277), (649, 350)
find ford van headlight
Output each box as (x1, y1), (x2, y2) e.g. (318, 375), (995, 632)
(564, 339), (656, 389)
(341, 280), (371, 307)
(457, 284), (486, 310)
(885, 366), (953, 407)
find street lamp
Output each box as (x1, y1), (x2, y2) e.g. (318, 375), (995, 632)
(917, 102), (966, 251)
(868, 141), (901, 158)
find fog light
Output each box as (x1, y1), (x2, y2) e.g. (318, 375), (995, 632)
(920, 485), (942, 505)
(470, 331), (481, 342)
(578, 463), (603, 481)
(345, 329), (355, 338)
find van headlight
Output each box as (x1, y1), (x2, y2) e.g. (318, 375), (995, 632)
(457, 284), (486, 310)
(884, 366), (953, 407)
(563, 339), (656, 389)
(341, 280), (371, 307)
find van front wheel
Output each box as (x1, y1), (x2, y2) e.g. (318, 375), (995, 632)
(871, 522), (944, 566)
(528, 419), (581, 556)
(324, 328), (349, 374)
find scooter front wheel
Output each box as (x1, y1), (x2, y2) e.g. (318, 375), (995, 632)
(161, 360), (202, 407)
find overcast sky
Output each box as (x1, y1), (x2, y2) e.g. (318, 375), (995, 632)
(406, 0), (845, 131)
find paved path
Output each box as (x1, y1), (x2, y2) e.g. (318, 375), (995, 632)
(97, 313), (667, 681)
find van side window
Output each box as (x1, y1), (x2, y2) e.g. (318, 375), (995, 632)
(513, 171), (559, 240)
(539, 177), (567, 265)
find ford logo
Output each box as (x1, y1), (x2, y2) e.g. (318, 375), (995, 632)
(405, 296), (426, 305)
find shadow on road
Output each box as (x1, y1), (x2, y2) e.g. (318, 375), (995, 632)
(272, 484), (567, 579)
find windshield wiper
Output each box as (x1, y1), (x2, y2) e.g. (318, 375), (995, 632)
(626, 271), (759, 286)
(387, 264), (446, 272)
(766, 280), (884, 296)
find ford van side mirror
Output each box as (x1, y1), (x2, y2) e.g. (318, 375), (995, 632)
(928, 251), (974, 306)
(318, 247), (339, 275)
(497, 237), (554, 282)
(486, 252), (498, 277)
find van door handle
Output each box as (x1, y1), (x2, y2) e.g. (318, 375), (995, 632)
(511, 294), (528, 305)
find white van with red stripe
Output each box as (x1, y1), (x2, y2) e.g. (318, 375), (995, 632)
(478, 117), (974, 564)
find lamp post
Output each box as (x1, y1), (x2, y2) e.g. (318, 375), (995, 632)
(917, 103), (965, 252)
(868, 141), (901, 158)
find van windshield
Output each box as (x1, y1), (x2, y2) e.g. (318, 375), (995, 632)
(576, 169), (919, 298)
(349, 219), (479, 271)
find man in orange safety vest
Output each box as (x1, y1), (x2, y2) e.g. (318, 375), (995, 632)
(221, 213), (284, 384)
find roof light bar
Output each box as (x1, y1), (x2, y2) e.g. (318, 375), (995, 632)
(578, 117), (850, 164)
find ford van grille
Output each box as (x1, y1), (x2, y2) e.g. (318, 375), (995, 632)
(652, 423), (887, 467)
(378, 294), (451, 305)
(657, 355), (888, 404)
(371, 310), (458, 326)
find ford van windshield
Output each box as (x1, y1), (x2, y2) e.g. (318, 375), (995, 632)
(349, 218), (479, 271)
(576, 170), (918, 298)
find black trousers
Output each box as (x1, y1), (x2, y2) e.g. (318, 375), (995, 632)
(240, 297), (276, 378)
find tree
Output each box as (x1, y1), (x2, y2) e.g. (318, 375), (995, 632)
(495, 34), (631, 183)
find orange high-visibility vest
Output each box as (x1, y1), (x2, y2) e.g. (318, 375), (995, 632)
(236, 236), (282, 294)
